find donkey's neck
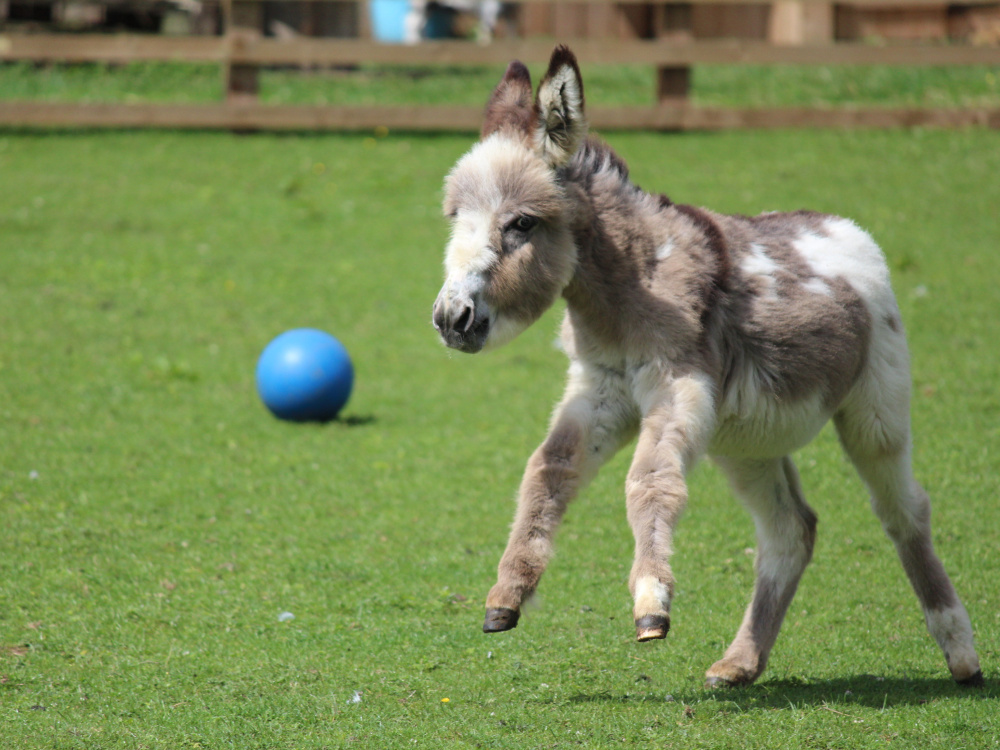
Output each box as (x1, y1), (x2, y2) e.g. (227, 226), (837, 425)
(559, 139), (699, 364)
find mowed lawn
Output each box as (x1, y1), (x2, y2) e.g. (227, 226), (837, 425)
(1, 126), (999, 749)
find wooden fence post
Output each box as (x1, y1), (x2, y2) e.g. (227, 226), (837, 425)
(653, 3), (693, 103)
(223, 0), (263, 102)
(770, 1), (834, 45)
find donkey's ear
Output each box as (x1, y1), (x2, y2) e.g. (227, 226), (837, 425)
(534, 46), (587, 167)
(481, 60), (536, 141)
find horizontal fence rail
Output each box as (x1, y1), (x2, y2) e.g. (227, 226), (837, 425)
(2, 100), (997, 129)
(1, 0), (999, 131)
(5, 35), (1000, 67)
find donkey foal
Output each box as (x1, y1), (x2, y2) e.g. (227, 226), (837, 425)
(431, 46), (983, 688)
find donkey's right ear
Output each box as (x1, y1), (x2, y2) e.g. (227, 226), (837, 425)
(481, 60), (536, 141)
(534, 46), (587, 167)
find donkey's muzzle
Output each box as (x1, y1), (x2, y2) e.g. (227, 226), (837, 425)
(433, 294), (490, 353)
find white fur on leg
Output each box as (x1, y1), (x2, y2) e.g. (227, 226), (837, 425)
(634, 575), (670, 617)
(925, 604), (981, 681)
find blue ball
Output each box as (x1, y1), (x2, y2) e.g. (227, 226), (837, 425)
(256, 329), (354, 422)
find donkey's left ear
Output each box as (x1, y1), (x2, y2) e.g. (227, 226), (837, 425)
(534, 46), (587, 167)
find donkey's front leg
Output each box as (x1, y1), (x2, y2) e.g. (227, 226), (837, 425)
(626, 373), (715, 641)
(484, 367), (637, 632)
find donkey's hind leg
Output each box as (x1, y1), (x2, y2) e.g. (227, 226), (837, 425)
(704, 456), (818, 688)
(834, 392), (982, 685)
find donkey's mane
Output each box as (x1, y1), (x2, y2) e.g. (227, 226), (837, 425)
(560, 135), (642, 200)
(559, 133), (731, 354)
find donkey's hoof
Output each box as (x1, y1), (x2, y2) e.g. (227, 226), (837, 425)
(483, 607), (520, 633)
(704, 675), (737, 689)
(704, 660), (759, 688)
(635, 614), (670, 642)
(956, 669), (985, 688)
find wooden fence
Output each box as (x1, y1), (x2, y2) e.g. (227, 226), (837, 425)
(1, 0), (999, 130)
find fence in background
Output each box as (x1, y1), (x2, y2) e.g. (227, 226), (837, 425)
(1, 0), (999, 130)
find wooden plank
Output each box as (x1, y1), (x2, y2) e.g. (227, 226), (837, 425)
(0, 34), (226, 62)
(229, 38), (1000, 67)
(3, 34), (999, 68)
(693, 3), (770, 39)
(0, 101), (484, 129)
(837, 6), (949, 42)
(1, 101), (997, 131)
(593, 104), (1000, 129)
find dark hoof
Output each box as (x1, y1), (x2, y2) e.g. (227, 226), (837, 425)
(704, 675), (736, 689)
(483, 607), (520, 633)
(635, 614), (669, 642)
(957, 669), (985, 688)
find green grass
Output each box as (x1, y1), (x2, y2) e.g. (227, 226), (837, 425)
(1, 121), (999, 746)
(2, 60), (999, 108)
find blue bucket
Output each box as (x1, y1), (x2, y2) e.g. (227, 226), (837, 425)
(370, 0), (409, 43)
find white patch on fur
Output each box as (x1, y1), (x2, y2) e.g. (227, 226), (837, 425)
(741, 244), (780, 300)
(795, 219), (894, 318)
(655, 240), (674, 261)
(445, 209), (496, 278)
(802, 277), (833, 297)
(742, 243), (778, 277)
(634, 576), (670, 616)
(438, 210), (495, 330)
(925, 604), (981, 681)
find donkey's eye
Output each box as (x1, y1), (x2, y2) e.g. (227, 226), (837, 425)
(512, 215), (538, 232)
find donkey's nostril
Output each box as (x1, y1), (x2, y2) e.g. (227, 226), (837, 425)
(454, 302), (474, 333)
(432, 301), (447, 333)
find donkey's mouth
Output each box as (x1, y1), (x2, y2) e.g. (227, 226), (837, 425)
(442, 315), (490, 353)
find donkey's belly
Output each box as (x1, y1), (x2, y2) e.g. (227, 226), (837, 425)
(708, 391), (831, 459)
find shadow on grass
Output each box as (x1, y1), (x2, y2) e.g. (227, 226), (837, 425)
(336, 414), (377, 427)
(565, 674), (995, 711)
(299, 414), (376, 427)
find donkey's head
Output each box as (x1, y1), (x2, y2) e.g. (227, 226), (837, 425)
(432, 46), (588, 353)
